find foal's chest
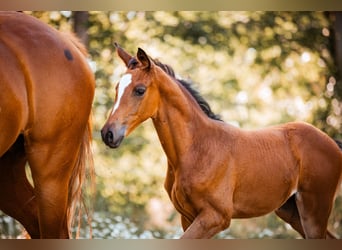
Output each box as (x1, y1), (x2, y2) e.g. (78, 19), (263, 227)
(165, 167), (197, 222)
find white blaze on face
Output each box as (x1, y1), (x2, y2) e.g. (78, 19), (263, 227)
(111, 73), (132, 115)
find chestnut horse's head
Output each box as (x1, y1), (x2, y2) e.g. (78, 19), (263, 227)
(101, 44), (160, 148)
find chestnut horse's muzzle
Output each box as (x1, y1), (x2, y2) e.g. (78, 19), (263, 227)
(101, 124), (126, 148)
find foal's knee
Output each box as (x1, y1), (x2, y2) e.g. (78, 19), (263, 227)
(181, 210), (231, 238)
(203, 211), (231, 235)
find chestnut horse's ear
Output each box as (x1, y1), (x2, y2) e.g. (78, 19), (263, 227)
(114, 42), (133, 67)
(137, 48), (151, 70)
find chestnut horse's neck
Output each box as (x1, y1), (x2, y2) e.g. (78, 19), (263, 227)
(151, 69), (218, 168)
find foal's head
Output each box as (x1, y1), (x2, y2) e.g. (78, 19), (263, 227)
(101, 44), (161, 148)
(101, 44), (221, 148)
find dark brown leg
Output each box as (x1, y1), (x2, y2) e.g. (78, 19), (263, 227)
(275, 194), (305, 238)
(0, 135), (40, 238)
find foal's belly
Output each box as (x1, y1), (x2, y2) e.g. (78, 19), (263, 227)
(231, 160), (299, 218)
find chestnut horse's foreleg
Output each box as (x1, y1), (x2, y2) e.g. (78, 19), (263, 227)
(0, 136), (40, 238)
(180, 209), (230, 239)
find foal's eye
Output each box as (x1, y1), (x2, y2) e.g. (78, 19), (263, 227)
(134, 85), (146, 96)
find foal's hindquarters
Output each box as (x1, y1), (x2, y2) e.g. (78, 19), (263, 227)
(276, 122), (342, 238)
(226, 122), (342, 239)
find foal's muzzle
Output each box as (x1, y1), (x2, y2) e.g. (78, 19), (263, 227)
(101, 124), (126, 148)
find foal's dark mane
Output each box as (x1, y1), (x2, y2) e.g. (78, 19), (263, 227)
(153, 59), (222, 121)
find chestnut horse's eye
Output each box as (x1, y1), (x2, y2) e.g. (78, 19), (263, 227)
(134, 85), (146, 96)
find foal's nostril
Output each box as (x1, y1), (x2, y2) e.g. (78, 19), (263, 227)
(101, 125), (126, 148)
(105, 131), (114, 143)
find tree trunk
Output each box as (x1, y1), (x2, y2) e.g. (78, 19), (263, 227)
(334, 13), (342, 78)
(328, 12), (342, 98)
(72, 11), (89, 47)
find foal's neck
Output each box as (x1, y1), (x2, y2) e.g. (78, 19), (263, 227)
(151, 72), (211, 168)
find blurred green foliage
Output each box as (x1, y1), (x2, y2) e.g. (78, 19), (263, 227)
(1, 11), (341, 238)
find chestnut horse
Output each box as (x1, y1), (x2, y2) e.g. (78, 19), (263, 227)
(101, 44), (342, 239)
(0, 12), (95, 238)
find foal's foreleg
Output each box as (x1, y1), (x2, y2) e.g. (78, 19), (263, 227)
(181, 210), (230, 239)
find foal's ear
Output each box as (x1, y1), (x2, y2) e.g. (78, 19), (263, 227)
(114, 42), (133, 67)
(137, 48), (151, 70)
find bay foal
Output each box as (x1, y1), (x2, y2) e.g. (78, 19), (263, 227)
(102, 44), (342, 239)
